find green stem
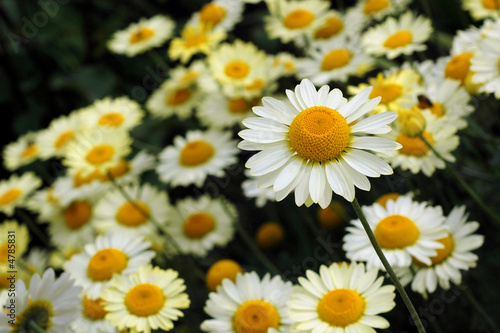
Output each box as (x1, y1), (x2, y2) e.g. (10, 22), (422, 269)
(351, 198), (426, 333)
(462, 286), (499, 333)
(28, 321), (46, 333)
(419, 134), (500, 228)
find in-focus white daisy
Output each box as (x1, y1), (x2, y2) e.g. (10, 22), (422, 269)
(93, 182), (171, 240)
(71, 293), (119, 333)
(379, 112), (460, 176)
(107, 14), (175, 57)
(201, 271), (293, 332)
(101, 264), (190, 333)
(361, 11), (432, 59)
(264, 0), (330, 44)
(287, 262), (396, 332)
(297, 38), (375, 86)
(354, 0), (411, 22)
(238, 79), (400, 207)
(187, 0), (244, 32)
(165, 195), (237, 257)
(63, 232), (155, 299)
(242, 169), (277, 208)
(78, 96), (144, 131)
(2, 131), (40, 171)
(462, 0), (500, 21)
(395, 205), (484, 296)
(37, 113), (81, 159)
(471, 32), (500, 98)
(343, 195), (449, 269)
(156, 130), (239, 188)
(0, 172), (42, 216)
(0, 268), (81, 333)
(63, 127), (132, 177)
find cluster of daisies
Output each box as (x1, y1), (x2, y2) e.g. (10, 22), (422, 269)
(0, 0), (497, 332)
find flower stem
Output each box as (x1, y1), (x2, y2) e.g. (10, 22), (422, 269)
(29, 321), (46, 333)
(462, 285), (499, 333)
(419, 134), (500, 228)
(351, 198), (427, 333)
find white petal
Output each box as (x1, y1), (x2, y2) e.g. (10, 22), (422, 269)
(242, 117), (289, 132)
(338, 86), (372, 118)
(274, 156), (304, 192)
(350, 136), (401, 153)
(309, 162), (326, 203)
(350, 112), (398, 134)
(342, 150), (393, 177)
(238, 129), (287, 143)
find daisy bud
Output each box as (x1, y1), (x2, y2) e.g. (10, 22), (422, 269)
(398, 106), (426, 138)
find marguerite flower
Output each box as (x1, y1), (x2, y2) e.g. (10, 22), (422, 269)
(0, 268), (81, 333)
(395, 205), (484, 296)
(107, 14), (175, 57)
(2, 132), (40, 171)
(101, 264), (190, 333)
(71, 293), (119, 333)
(287, 262), (396, 332)
(354, 0), (411, 22)
(471, 31), (500, 98)
(165, 195), (237, 257)
(63, 232), (155, 299)
(310, 9), (364, 43)
(156, 130), (239, 188)
(201, 271), (293, 332)
(187, 0), (244, 32)
(238, 79), (400, 206)
(0, 172), (42, 216)
(361, 11), (432, 59)
(205, 259), (243, 291)
(462, 0), (500, 21)
(37, 113), (81, 159)
(343, 195), (449, 269)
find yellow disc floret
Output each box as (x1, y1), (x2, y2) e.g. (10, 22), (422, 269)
(283, 9), (314, 29)
(199, 3), (226, 26)
(87, 248), (128, 281)
(125, 283), (165, 317)
(375, 193), (400, 208)
(374, 215), (420, 249)
(166, 88), (192, 106)
(233, 300), (280, 333)
(115, 201), (150, 227)
(370, 84), (402, 104)
(383, 30), (413, 49)
(321, 49), (352, 71)
(22, 143), (39, 159)
(415, 234), (454, 266)
(206, 259), (243, 291)
(183, 212), (215, 239)
(63, 200), (92, 230)
(256, 222), (284, 250)
(482, 0), (500, 9)
(98, 113), (125, 127)
(314, 16), (344, 39)
(179, 140), (215, 166)
(445, 52), (474, 83)
(289, 106), (350, 162)
(129, 27), (155, 44)
(317, 289), (365, 327)
(363, 0), (390, 15)
(82, 296), (107, 320)
(224, 61), (250, 79)
(0, 188), (22, 206)
(86, 144), (115, 165)
(54, 130), (74, 149)
(397, 131), (434, 157)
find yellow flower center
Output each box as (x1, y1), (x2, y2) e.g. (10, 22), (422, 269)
(125, 283), (165, 317)
(166, 88), (192, 106)
(256, 222), (284, 250)
(482, 0), (500, 9)
(374, 215), (420, 249)
(228, 98), (251, 114)
(82, 296), (107, 320)
(370, 84), (402, 104)
(363, 0), (390, 14)
(288, 106), (350, 162)
(321, 48), (352, 71)
(73, 170), (102, 187)
(115, 201), (150, 227)
(87, 248), (128, 281)
(445, 52), (474, 83)
(0, 188), (22, 206)
(383, 30), (413, 49)
(63, 200), (92, 230)
(206, 259), (243, 291)
(375, 193), (400, 207)
(179, 140), (215, 166)
(180, 70), (199, 85)
(0, 243), (8, 263)
(414, 234), (454, 266)
(318, 202), (344, 228)
(129, 27), (155, 44)
(15, 300), (54, 331)
(101, 159), (130, 182)
(86, 144), (115, 165)
(184, 30), (208, 48)
(21, 143), (39, 159)
(225, 60), (250, 79)
(317, 289), (365, 327)
(54, 130), (74, 149)
(397, 131), (434, 157)
(183, 212), (215, 239)
(246, 79), (265, 91)
(429, 102), (444, 117)
(283, 9), (315, 29)
(199, 3), (226, 26)
(98, 112), (125, 127)
(233, 300), (280, 333)
(314, 16), (344, 39)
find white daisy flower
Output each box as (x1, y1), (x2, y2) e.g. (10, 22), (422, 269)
(343, 195), (449, 269)
(309, 9), (365, 44)
(156, 130), (239, 188)
(287, 262), (396, 332)
(201, 271), (293, 332)
(272, 52), (299, 77)
(71, 293), (120, 333)
(63, 232), (155, 299)
(353, 0), (411, 22)
(0, 268), (82, 333)
(0, 172), (42, 216)
(188, 0), (244, 32)
(471, 31), (500, 98)
(361, 11), (432, 59)
(395, 205), (484, 296)
(2, 131), (41, 171)
(101, 264), (190, 333)
(238, 78), (400, 207)
(93, 182), (171, 240)
(297, 37), (375, 86)
(264, 0), (330, 45)
(379, 112), (460, 177)
(37, 113), (82, 159)
(107, 14), (175, 57)
(165, 195), (237, 257)
(462, 0), (500, 21)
